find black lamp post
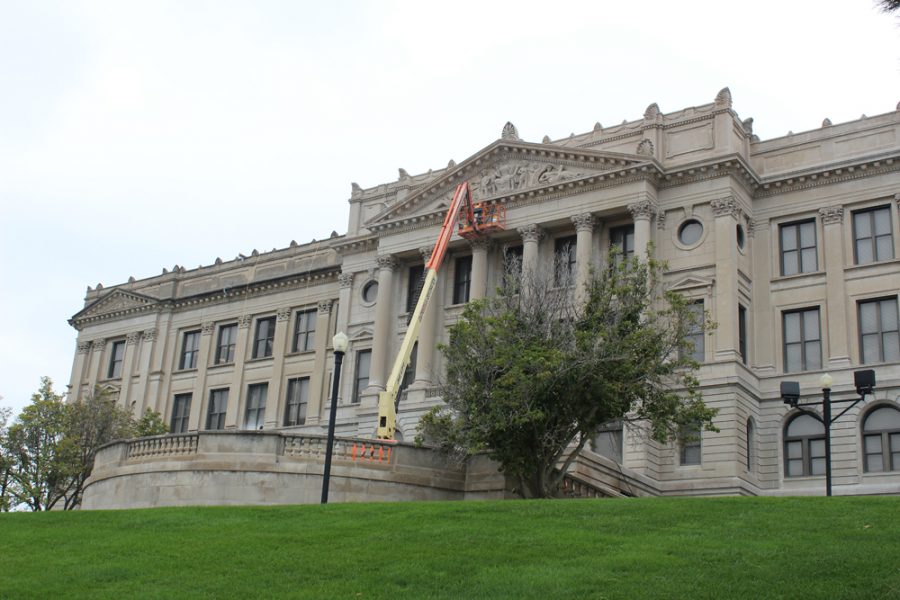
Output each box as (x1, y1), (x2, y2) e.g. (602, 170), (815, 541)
(321, 331), (349, 504)
(780, 369), (875, 496)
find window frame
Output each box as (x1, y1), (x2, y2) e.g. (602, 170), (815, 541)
(170, 393), (192, 434)
(252, 316), (277, 359)
(107, 340), (126, 379)
(206, 388), (229, 431)
(284, 377), (310, 426)
(783, 413), (826, 478)
(554, 235), (577, 287)
(682, 300), (705, 363)
(861, 405), (900, 473)
(609, 224), (635, 266)
(179, 330), (201, 370)
(244, 383), (268, 430)
(406, 264), (425, 314)
(292, 309), (317, 353)
(782, 307), (822, 373)
(857, 296), (900, 365)
(852, 205), (894, 265)
(215, 323), (237, 365)
(679, 423), (702, 466)
(452, 255), (473, 305)
(779, 219), (818, 276)
(352, 349), (372, 404)
(738, 304), (748, 365)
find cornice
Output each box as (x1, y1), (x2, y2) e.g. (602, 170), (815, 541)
(578, 107), (734, 149)
(753, 153), (900, 199)
(331, 235), (378, 256)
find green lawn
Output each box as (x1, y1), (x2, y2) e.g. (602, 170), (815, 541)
(0, 497), (897, 599)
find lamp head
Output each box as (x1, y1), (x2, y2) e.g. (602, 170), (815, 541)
(854, 369), (875, 396)
(820, 373), (833, 390)
(332, 331), (349, 353)
(780, 381), (800, 407)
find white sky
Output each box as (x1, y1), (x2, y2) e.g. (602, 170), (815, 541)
(0, 0), (898, 416)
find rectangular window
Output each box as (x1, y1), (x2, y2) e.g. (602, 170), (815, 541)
(406, 265), (425, 313)
(783, 308), (822, 373)
(107, 340), (125, 379)
(780, 219), (817, 276)
(244, 383), (267, 430)
(292, 309), (317, 353)
(853, 206), (894, 265)
(738, 305), (748, 365)
(680, 424), (701, 466)
(554, 235), (577, 286)
(215, 324), (237, 365)
(179, 330), (201, 370)
(684, 301), (705, 362)
(352, 349), (371, 404)
(858, 297), (900, 364)
(206, 388), (229, 430)
(610, 225), (635, 266)
(452, 256), (472, 304)
(284, 377), (310, 426)
(170, 393), (192, 433)
(252, 316), (276, 359)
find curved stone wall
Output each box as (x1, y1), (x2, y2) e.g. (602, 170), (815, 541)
(82, 431), (508, 510)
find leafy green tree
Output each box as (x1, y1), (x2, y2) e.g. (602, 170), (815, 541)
(877, 0), (900, 13)
(134, 409), (169, 437)
(419, 253), (717, 499)
(0, 406), (12, 511)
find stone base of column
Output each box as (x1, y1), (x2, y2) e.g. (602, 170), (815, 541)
(714, 349), (743, 363)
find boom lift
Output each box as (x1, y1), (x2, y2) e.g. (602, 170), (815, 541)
(375, 182), (504, 440)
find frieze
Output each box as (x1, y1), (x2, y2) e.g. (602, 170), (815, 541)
(473, 160), (587, 200)
(818, 206), (844, 225)
(571, 213), (596, 233)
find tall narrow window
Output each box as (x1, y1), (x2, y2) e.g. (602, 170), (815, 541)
(293, 309), (317, 353)
(406, 265), (425, 313)
(170, 393), (192, 434)
(244, 383), (267, 430)
(554, 236), (577, 286)
(206, 388), (229, 430)
(853, 206), (894, 264)
(683, 301), (705, 362)
(783, 308), (821, 373)
(610, 225), (635, 266)
(215, 324), (237, 364)
(253, 317), (276, 359)
(179, 330), (201, 370)
(738, 305), (748, 365)
(107, 340), (126, 379)
(858, 297), (900, 364)
(862, 405), (900, 473)
(746, 418), (755, 472)
(784, 413), (825, 477)
(680, 424), (701, 466)
(780, 220), (817, 275)
(284, 377), (310, 426)
(352, 350), (371, 404)
(452, 256), (472, 304)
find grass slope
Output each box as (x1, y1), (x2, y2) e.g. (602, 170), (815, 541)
(0, 497), (898, 599)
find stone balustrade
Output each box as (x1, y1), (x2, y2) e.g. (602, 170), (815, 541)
(126, 433), (199, 460)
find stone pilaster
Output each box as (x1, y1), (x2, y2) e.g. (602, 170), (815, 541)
(262, 308), (293, 428)
(222, 315), (253, 430)
(368, 255), (398, 392)
(336, 272), (354, 335)
(711, 196), (741, 362)
(309, 299), (333, 423)
(68, 340), (92, 401)
(820, 206), (851, 368)
(572, 213), (596, 307)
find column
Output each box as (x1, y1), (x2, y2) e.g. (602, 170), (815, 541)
(628, 200), (656, 260)
(572, 213), (596, 306)
(68, 340), (91, 401)
(222, 314), (252, 429)
(749, 220), (775, 374)
(118, 331), (142, 411)
(469, 239), (490, 300)
(518, 224), (544, 281)
(307, 299), (333, 424)
(711, 197), (741, 362)
(368, 254), (397, 391)
(414, 247), (440, 387)
(820, 206), (851, 368)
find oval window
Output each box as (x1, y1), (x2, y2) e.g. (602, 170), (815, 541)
(678, 220), (703, 246)
(362, 281), (379, 303)
(736, 224), (745, 249)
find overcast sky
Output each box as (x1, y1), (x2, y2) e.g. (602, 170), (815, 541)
(1, 1), (898, 416)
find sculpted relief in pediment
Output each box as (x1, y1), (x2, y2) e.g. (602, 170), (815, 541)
(472, 160), (587, 199)
(81, 291), (158, 319)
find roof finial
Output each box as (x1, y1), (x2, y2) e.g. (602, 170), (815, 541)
(715, 87), (732, 108)
(501, 121), (519, 141)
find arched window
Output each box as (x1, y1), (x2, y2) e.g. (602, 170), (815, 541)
(784, 413), (825, 477)
(862, 405), (900, 473)
(746, 418), (755, 472)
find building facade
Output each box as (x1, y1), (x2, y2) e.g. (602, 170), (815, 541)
(70, 89), (900, 505)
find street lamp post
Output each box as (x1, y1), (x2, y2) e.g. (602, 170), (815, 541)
(780, 369), (875, 496)
(321, 331), (349, 505)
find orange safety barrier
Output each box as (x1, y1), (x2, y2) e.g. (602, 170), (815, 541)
(349, 442), (393, 463)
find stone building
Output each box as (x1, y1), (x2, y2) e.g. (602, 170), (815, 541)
(69, 90), (900, 507)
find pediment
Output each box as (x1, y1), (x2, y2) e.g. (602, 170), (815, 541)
(72, 289), (160, 321)
(667, 275), (714, 292)
(367, 140), (648, 228)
